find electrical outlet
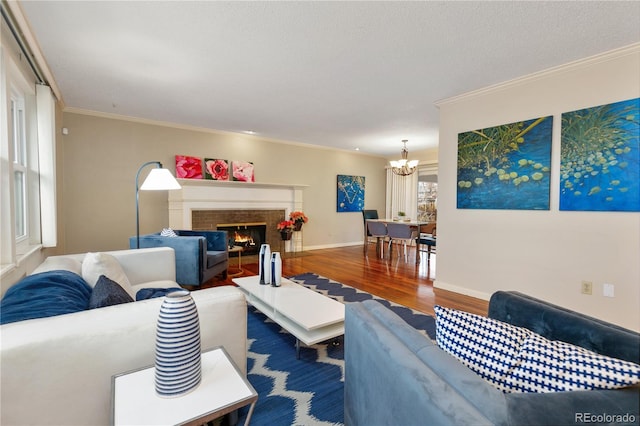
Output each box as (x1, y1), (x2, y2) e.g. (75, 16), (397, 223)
(581, 281), (593, 295)
(603, 283), (615, 298)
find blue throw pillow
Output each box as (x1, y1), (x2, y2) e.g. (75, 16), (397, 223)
(0, 270), (92, 324)
(89, 275), (134, 309)
(136, 287), (183, 301)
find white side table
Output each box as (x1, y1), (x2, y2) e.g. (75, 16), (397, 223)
(112, 346), (257, 426)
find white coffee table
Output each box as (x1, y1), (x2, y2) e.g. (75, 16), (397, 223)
(233, 275), (345, 358)
(112, 346), (257, 425)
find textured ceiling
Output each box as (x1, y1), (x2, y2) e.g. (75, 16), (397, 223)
(19, 1), (640, 156)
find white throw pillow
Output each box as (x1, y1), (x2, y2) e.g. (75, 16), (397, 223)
(82, 252), (136, 299)
(160, 228), (178, 237)
(434, 305), (640, 393)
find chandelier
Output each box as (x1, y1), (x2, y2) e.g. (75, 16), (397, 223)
(389, 140), (419, 176)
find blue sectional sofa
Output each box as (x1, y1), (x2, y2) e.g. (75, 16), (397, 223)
(345, 291), (639, 426)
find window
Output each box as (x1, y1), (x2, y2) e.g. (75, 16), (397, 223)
(11, 94), (27, 240)
(1, 26), (55, 271)
(417, 165), (438, 223)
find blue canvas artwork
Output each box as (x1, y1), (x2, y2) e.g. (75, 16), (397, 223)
(457, 116), (553, 210)
(337, 175), (365, 212)
(560, 98), (639, 212)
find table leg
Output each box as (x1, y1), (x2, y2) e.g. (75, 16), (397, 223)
(243, 401), (257, 426)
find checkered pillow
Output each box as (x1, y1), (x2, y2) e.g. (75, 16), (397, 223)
(434, 305), (640, 393)
(507, 333), (640, 392)
(434, 305), (531, 391)
(160, 228), (178, 237)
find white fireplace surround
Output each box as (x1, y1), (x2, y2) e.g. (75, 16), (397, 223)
(168, 179), (307, 229)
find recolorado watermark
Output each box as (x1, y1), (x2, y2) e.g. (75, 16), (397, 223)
(575, 412), (637, 424)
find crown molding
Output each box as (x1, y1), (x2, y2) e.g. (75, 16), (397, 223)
(435, 42), (640, 107)
(63, 106), (387, 159)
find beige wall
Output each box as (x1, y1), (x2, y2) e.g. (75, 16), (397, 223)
(436, 45), (640, 331)
(59, 112), (388, 254)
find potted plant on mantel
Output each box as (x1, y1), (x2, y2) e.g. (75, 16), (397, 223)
(277, 220), (295, 240)
(289, 211), (309, 231)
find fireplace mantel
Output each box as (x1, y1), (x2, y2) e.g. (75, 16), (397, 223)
(168, 179), (308, 229)
(174, 179), (308, 191)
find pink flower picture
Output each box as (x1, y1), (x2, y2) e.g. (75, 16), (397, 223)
(175, 155), (203, 179)
(232, 161), (255, 182)
(205, 158), (229, 180)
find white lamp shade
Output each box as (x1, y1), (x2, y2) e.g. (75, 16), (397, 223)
(140, 168), (181, 191)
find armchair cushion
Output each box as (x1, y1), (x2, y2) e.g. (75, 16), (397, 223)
(207, 251), (227, 268)
(178, 230), (228, 251)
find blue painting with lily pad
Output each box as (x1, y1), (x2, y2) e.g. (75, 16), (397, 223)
(560, 98), (639, 212)
(457, 116), (553, 210)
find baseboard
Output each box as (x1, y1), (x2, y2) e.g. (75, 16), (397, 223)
(303, 241), (364, 251)
(433, 280), (491, 301)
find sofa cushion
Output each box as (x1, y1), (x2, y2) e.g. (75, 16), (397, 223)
(434, 305), (640, 393)
(31, 256), (83, 276)
(0, 271), (92, 324)
(82, 252), (135, 299)
(160, 228), (178, 237)
(88, 275), (134, 309)
(207, 251), (227, 268)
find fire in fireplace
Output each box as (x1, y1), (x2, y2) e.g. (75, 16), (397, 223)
(217, 222), (267, 256)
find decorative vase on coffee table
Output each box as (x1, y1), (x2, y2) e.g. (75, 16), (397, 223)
(294, 221), (303, 231)
(270, 252), (282, 286)
(155, 290), (202, 398)
(259, 243), (271, 285)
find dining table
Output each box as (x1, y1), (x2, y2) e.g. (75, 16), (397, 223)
(365, 218), (430, 264)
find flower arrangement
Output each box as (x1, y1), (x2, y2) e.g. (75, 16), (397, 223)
(277, 220), (295, 231)
(289, 211), (309, 224)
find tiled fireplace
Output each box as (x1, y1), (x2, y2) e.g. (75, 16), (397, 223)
(168, 179), (307, 251)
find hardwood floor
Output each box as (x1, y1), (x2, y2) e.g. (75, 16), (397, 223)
(208, 243), (488, 317)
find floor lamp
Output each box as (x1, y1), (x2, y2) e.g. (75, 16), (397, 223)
(135, 161), (181, 249)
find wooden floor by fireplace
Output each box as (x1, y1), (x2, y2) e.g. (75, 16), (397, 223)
(203, 244), (488, 317)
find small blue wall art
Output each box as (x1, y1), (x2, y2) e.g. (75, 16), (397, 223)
(337, 175), (365, 212)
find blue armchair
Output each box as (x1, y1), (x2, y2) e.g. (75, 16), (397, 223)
(130, 230), (229, 287)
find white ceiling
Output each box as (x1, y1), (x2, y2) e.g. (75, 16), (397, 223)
(19, 1), (640, 156)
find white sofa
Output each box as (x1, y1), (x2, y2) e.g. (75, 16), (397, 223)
(1, 247), (248, 426)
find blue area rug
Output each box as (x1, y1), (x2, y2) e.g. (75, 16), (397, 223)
(237, 272), (436, 426)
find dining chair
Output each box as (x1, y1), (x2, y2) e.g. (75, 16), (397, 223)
(366, 220), (388, 259)
(386, 222), (417, 261)
(362, 209), (380, 253)
(418, 223), (437, 261)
